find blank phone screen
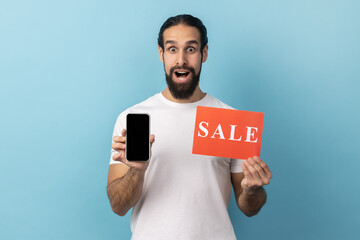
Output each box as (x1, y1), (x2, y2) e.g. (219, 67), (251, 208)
(126, 114), (150, 161)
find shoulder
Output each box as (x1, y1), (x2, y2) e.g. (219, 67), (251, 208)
(115, 93), (161, 126)
(127, 93), (161, 112)
(203, 94), (235, 110)
(122, 93), (161, 114)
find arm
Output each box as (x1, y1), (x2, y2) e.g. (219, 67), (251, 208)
(231, 156), (272, 217)
(107, 129), (155, 216)
(107, 164), (146, 216)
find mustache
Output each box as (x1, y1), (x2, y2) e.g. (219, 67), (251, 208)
(169, 65), (196, 74)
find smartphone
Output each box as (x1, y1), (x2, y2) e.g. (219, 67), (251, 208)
(126, 113), (151, 161)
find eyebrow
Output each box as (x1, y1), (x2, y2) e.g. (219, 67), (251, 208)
(164, 40), (199, 45)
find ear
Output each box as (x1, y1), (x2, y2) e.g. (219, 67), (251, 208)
(201, 44), (208, 63)
(158, 46), (164, 63)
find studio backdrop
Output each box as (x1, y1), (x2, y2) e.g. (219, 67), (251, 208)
(0, 0), (359, 239)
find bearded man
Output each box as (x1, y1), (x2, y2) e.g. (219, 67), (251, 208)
(107, 14), (272, 240)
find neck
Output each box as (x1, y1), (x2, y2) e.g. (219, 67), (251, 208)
(162, 86), (206, 103)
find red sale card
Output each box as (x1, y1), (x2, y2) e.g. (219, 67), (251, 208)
(192, 106), (264, 159)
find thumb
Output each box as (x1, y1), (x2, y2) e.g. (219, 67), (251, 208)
(150, 134), (155, 145)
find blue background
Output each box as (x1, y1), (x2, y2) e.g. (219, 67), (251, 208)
(1, 0), (359, 239)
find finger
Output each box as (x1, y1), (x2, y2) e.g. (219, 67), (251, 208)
(113, 136), (126, 143)
(150, 134), (155, 144)
(253, 156), (272, 179)
(248, 157), (267, 180)
(242, 161), (253, 180)
(115, 152), (130, 165)
(112, 151), (140, 169)
(244, 159), (269, 189)
(112, 152), (122, 161)
(251, 157), (271, 185)
(245, 158), (262, 180)
(122, 129), (127, 137)
(112, 142), (126, 151)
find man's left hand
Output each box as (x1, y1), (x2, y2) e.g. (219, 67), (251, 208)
(241, 156), (272, 194)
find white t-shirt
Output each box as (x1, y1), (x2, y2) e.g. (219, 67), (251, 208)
(110, 93), (243, 240)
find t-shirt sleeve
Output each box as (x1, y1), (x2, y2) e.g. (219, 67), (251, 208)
(109, 114), (126, 165)
(230, 158), (244, 173)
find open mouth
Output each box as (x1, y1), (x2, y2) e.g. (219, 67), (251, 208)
(175, 71), (190, 78)
(174, 69), (190, 82)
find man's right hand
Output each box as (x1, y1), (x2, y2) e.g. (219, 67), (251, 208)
(112, 129), (155, 173)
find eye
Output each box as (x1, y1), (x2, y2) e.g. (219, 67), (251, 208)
(169, 47), (176, 53)
(187, 47), (195, 53)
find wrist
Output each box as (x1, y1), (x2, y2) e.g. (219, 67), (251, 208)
(130, 166), (147, 176)
(243, 186), (263, 196)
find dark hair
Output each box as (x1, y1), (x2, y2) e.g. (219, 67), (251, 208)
(158, 14), (208, 52)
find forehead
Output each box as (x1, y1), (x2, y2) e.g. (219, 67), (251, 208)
(163, 24), (201, 45)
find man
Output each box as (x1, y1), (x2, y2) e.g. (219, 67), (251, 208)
(107, 14), (272, 240)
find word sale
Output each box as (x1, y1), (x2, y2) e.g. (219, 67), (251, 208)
(197, 121), (259, 143)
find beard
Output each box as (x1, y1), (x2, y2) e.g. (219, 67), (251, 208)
(165, 65), (201, 100)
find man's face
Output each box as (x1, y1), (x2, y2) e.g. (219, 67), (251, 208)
(158, 24), (208, 99)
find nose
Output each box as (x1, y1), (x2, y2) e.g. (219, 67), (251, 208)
(177, 50), (187, 66)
